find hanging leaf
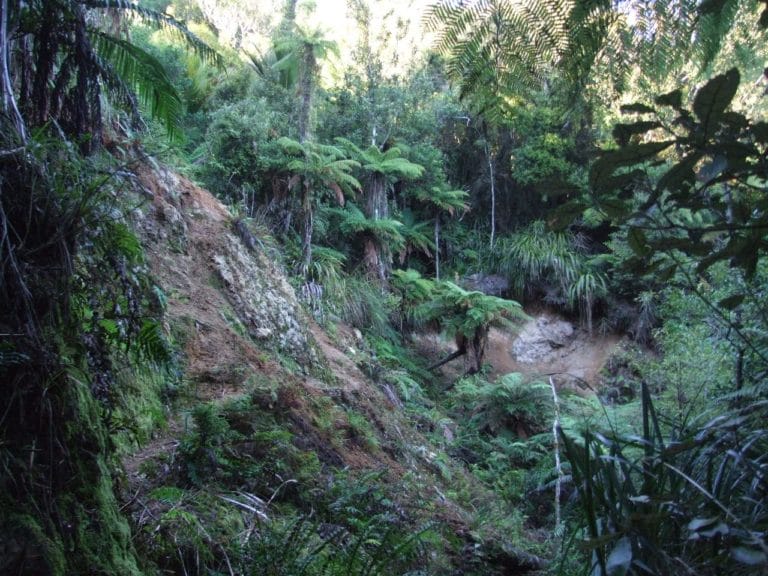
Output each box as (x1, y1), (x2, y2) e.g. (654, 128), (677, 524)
(548, 199), (588, 229)
(591, 142), (673, 191)
(717, 294), (744, 310)
(732, 546), (768, 566)
(620, 103), (657, 114)
(627, 227), (650, 257)
(655, 89), (683, 109)
(692, 68), (740, 138)
(646, 153), (702, 209)
(612, 121), (662, 147)
(606, 536), (633, 575)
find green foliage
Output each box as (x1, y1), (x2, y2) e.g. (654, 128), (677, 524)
(513, 132), (575, 189)
(455, 373), (552, 437)
(179, 396), (322, 493)
(337, 138), (426, 182)
(391, 268), (436, 331)
(588, 67), (768, 369)
(5, 0), (218, 147)
(139, 488), (243, 575)
(333, 203), (405, 250)
(278, 137), (362, 275)
(238, 513), (433, 576)
(201, 96), (291, 209)
(93, 32), (184, 138)
(424, 0), (622, 116)
(561, 388), (768, 575)
(278, 138), (363, 199)
(591, 68), (768, 278)
(417, 280), (526, 342)
(497, 221), (581, 300)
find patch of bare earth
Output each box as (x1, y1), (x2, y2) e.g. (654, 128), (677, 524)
(414, 311), (622, 393)
(122, 163), (418, 489)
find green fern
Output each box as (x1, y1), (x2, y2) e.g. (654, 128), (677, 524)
(136, 319), (171, 365)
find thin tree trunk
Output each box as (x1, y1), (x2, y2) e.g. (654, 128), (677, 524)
(297, 48), (315, 143)
(434, 216), (441, 281)
(550, 377), (563, 532)
(428, 346), (466, 371)
(300, 187), (313, 277)
(485, 140), (495, 248)
(0, 0), (26, 142)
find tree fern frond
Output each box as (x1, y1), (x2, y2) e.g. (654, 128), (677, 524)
(92, 31), (183, 138)
(83, 0), (221, 66)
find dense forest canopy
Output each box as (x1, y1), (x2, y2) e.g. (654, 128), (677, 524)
(1, 0), (767, 574)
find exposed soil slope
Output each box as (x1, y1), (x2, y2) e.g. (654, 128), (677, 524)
(117, 161), (546, 574)
(416, 312), (621, 391)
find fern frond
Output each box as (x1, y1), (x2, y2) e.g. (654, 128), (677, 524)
(83, 0), (221, 66)
(92, 32), (183, 138)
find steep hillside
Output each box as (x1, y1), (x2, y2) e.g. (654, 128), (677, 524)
(118, 160), (548, 575)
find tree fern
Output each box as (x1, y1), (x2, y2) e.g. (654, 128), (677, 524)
(5, 0), (219, 147)
(425, 0), (758, 118)
(333, 203), (405, 250)
(278, 137), (361, 276)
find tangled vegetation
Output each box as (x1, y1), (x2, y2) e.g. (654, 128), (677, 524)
(1, 0), (767, 574)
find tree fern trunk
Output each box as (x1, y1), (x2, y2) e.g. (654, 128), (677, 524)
(364, 174), (390, 281)
(366, 173), (388, 220)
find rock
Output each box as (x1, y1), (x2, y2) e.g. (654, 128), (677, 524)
(212, 233), (316, 365)
(511, 316), (575, 364)
(463, 273), (509, 296)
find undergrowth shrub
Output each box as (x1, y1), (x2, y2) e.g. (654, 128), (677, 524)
(179, 397), (321, 496)
(328, 275), (398, 339)
(561, 386), (768, 575)
(237, 513), (434, 576)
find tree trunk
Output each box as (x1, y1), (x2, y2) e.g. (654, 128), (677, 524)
(434, 216), (441, 280)
(300, 186), (313, 277)
(366, 173), (388, 220)
(364, 173), (390, 281)
(485, 140), (496, 248)
(297, 47), (315, 143)
(0, 0), (26, 142)
(363, 236), (386, 283)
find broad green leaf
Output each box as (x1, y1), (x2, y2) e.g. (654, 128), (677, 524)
(717, 294), (745, 310)
(656, 264), (677, 282)
(655, 89), (682, 109)
(612, 121), (662, 146)
(732, 547), (768, 565)
(606, 536), (632, 575)
(598, 197), (631, 220)
(627, 227), (650, 257)
(693, 68), (740, 138)
(620, 103), (656, 114)
(655, 153), (701, 196)
(591, 142), (673, 191)
(548, 199), (588, 229)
